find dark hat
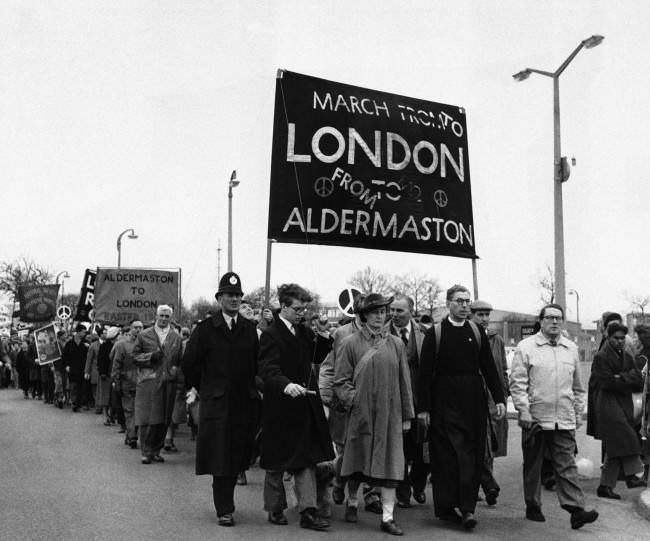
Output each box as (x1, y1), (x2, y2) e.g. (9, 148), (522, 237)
(470, 300), (493, 312)
(74, 323), (86, 332)
(635, 324), (650, 337)
(358, 293), (394, 314)
(602, 311), (622, 326)
(216, 272), (243, 296)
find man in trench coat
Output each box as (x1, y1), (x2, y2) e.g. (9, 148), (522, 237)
(181, 272), (260, 527)
(258, 283), (334, 531)
(133, 304), (182, 464)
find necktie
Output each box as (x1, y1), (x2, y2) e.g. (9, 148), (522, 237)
(400, 327), (408, 347)
(230, 318), (236, 332)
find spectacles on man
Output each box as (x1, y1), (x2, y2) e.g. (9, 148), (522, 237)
(542, 315), (563, 322)
(290, 304), (307, 314)
(451, 298), (472, 306)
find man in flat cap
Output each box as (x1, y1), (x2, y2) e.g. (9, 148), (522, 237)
(182, 272), (261, 527)
(470, 300), (509, 506)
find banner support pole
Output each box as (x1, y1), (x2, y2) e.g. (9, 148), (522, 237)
(471, 258), (479, 300)
(264, 239), (274, 306)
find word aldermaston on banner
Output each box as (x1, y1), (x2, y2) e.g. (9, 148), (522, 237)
(268, 70), (476, 259)
(93, 268), (179, 325)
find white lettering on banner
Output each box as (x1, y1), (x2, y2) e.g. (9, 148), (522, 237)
(286, 123), (464, 181)
(282, 207), (473, 246)
(313, 91), (391, 118)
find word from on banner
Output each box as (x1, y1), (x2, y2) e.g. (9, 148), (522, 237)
(76, 269), (96, 322)
(93, 268), (179, 325)
(268, 70), (476, 258)
(17, 284), (60, 322)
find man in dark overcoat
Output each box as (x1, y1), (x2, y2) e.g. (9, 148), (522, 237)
(587, 322), (645, 498)
(258, 283), (334, 531)
(63, 324), (89, 412)
(181, 272), (260, 527)
(133, 304), (183, 464)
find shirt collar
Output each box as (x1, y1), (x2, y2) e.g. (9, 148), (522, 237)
(534, 331), (569, 348)
(393, 320), (412, 334)
(222, 313), (238, 327)
(447, 316), (466, 328)
(278, 314), (295, 334)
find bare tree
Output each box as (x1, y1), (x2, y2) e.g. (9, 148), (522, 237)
(0, 258), (53, 300)
(420, 278), (445, 315)
(536, 263), (555, 305)
(243, 286), (278, 309)
(349, 266), (395, 295)
(626, 292), (650, 317)
(190, 297), (220, 321)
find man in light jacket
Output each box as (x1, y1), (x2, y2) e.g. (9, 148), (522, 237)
(509, 303), (598, 530)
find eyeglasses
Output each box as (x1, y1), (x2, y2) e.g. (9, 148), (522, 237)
(290, 305), (307, 314)
(542, 316), (563, 322)
(451, 298), (472, 306)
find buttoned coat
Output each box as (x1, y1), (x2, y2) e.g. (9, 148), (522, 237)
(182, 312), (260, 476)
(133, 326), (182, 426)
(386, 319), (425, 406)
(258, 318), (334, 471)
(487, 330), (509, 457)
(587, 342), (643, 458)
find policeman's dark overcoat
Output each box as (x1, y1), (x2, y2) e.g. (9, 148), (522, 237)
(258, 318), (334, 471)
(182, 311), (260, 476)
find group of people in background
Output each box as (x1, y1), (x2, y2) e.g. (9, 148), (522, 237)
(1, 275), (649, 536)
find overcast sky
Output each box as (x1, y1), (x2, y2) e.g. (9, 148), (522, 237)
(1, 1), (648, 327)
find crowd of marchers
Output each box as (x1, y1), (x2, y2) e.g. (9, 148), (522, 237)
(1, 275), (649, 536)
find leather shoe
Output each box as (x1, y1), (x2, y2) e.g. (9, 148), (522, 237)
(332, 485), (345, 505)
(365, 499), (383, 514)
(437, 510), (461, 523)
(570, 508), (598, 530)
(151, 455), (165, 463)
(485, 488), (499, 506)
(300, 509), (330, 531)
(344, 503), (358, 523)
(396, 499), (411, 508)
(141, 456), (152, 465)
(461, 512), (477, 530)
(625, 475), (647, 489)
(267, 512), (288, 525)
(217, 513), (234, 527)
(129, 439), (138, 449)
(597, 485), (621, 499)
(413, 491), (426, 504)
(380, 520), (403, 536)
(525, 506), (545, 522)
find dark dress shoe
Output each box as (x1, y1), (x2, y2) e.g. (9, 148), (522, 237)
(365, 499), (383, 514)
(525, 506), (545, 522)
(597, 485), (621, 499)
(141, 456), (152, 465)
(570, 508), (598, 530)
(332, 485), (345, 505)
(380, 519), (403, 536)
(396, 499), (411, 508)
(129, 439), (138, 449)
(151, 455), (165, 463)
(300, 509), (330, 531)
(217, 513), (235, 527)
(437, 509), (461, 523)
(267, 512), (288, 525)
(485, 488), (499, 506)
(461, 512), (477, 530)
(344, 503), (358, 523)
(625, 475), (647, 489)
(118, 426), (126, 434)
(413, 491), (426, 504)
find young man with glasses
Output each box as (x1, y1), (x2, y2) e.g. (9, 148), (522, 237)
(258, 283), (334, 531)
(510, 303), (598, 530)
(416, 285), (506, 531)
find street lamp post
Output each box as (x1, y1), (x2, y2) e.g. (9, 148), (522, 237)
(55, 271), (70, 302)
(569, 289), (580, 324)
(227, 170), (239, 272)
(116, 228), (138, 268)
(513, 34), (604, 311)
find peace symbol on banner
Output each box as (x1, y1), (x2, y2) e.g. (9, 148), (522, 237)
(338, 288), (362, 317)
(57, 305), (72, 320)
(314, 176), (334, 198)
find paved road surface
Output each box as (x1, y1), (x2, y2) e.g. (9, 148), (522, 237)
(1, 388), (647, 541)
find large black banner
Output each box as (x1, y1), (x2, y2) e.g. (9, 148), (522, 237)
(76, 269), (96, 322)
(17, 284), (59, 322)
(268, 70), (476, 258)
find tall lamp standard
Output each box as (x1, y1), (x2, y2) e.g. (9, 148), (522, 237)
(227, 170), (239, 272)
(56, 271), (70, 302)
(117, 228), (138, 268)
(568, 289), (580, 324)
(513, 34), (604, 310)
